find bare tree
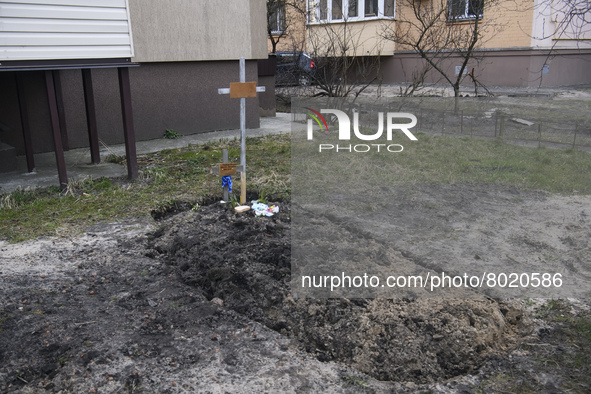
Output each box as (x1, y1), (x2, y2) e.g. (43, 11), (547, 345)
(537, 0), (591, 45)
(267, 0), (306, 53)
(305, 4), (384, 97)
(532, 0), (591, 86)
(381, 0), (504, 109)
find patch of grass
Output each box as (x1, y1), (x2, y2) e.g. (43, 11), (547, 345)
(164, 129), (181, 139)
(400, 135), (591, 193)
(2, 132), (591, 242)
(106, 153), (125, 164)
(574, 317), (591, 342)
(257, 190), (268, 204)
(293, 133), (591, 199)
(141, 165), (168, 184)
(0, 187), (40, 209)
(228, 193), (240, 208)
(0, 134), (291, 243)
(476, 372), (539, 394)
(534, 298), (570, 319)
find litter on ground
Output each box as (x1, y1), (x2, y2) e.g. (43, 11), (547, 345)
(251, 202), (279, 217)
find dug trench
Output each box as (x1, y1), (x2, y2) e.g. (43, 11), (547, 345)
(1, 184), (589, 392)
(150, 197), (529, 384)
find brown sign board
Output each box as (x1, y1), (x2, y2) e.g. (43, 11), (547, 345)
(230, 82), (257, 98)
(210, 163), (244, 176)
(219, 163), (237, 176)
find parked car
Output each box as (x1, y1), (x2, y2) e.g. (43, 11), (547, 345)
(274, 51), (316, 86)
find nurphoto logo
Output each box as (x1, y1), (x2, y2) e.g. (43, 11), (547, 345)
(303, 107), (418, 153)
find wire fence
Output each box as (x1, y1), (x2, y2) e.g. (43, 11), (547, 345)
(416, 108), (591, 153)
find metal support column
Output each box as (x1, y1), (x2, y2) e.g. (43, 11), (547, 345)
(52, 70), (69, 151)
(117, 67), (138, 180)
(15, 73), (35, 173)
(44, 70), (68, 189)
(82, 69), (100, 164)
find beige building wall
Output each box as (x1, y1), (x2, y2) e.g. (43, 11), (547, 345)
(128, 0), (268, 62)
(383, 0), (591, 87)
(267, 2), (307, 52)
(307, 19), (395, 56)
(394, 0), (534, 52)
(480, 0), (534, 49)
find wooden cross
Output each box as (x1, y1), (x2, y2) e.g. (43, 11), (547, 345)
(210, 148), (243, 201)
(217, 57), (265, 204)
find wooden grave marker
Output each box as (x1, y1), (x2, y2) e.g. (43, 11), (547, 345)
(217, 57), (265, 205)
(210, 148), (243, 201)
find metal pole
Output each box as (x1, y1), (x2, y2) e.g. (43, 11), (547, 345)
(53, 70), (69, 151)
(118, 67), (138, 180)
(239, 57), (247, 204)
(82, 69), (100, 164)
(45, 70), (68, 190)
(15, 73), (35, 173)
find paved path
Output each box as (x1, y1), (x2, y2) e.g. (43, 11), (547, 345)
(0, 113), (291, 193)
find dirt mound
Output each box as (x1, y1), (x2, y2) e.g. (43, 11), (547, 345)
(2, 186), (588, 392)
(150, 201), (528, 383)
(0, 221), (397, 393)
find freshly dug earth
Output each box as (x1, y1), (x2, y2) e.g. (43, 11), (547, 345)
(0, 221), (396, 393)
(152, 201), (527, 383)
(1, 183), (590, 393)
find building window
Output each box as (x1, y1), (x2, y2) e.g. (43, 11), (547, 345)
(309, 0), (394, 22)
(384, 0), (395, 17)
(449, 0), (483, 20)
(349, 0), (358, 17)
(332, 0), (343, 19)
(269, 3), (286, 34)
(319, 0), (328, 19)
(365, 0), (378, 16)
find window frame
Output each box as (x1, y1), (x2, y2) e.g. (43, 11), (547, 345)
(307, 0), (395, 23)
(269, 2), (287, 35)
(448, 0), (483, 21)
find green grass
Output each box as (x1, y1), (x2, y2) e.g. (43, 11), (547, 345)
(0, 134), (290, 243)
(394, 96), (591, 125)
(401, 134), (591, 193)
(1, 132), (591, 243)
(163, 129), (181, 139)
(292, 132), (591, 200)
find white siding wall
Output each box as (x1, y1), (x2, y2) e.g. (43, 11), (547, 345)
(0, 0), (134, 61)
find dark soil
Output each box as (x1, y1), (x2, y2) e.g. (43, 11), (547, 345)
(1, 191), (590, 393)
(152, 201), (529, 384)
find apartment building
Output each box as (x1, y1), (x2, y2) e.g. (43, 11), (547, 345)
(0, 0), (268, 179)
(275, 0), (590, 87)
